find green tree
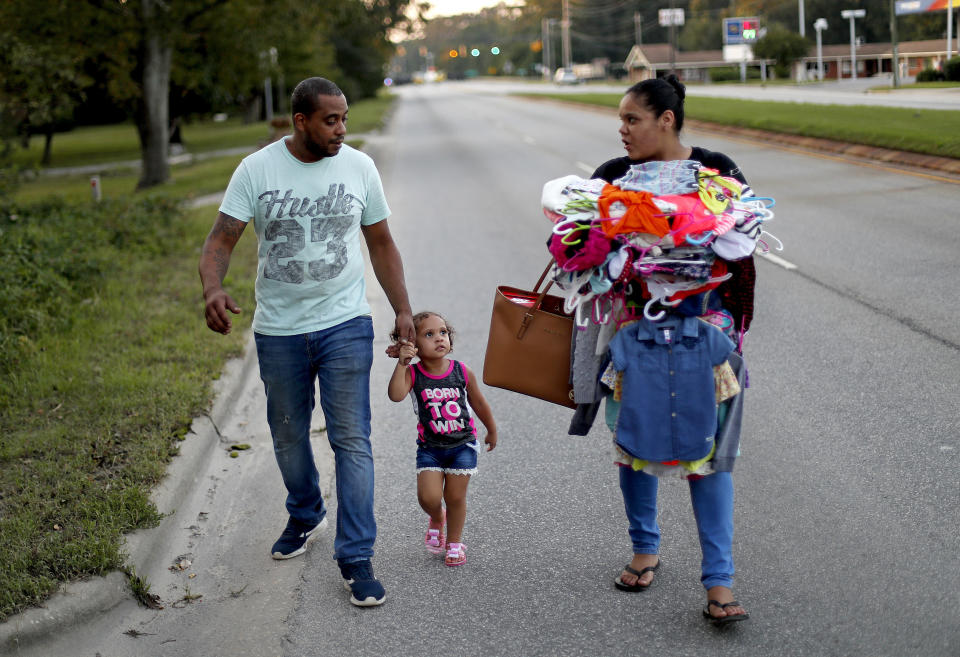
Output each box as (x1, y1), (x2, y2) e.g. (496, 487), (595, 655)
(680, 0), (731, 51)
(104, 0), (412, 187)
(329, 0), (411, 100)
(752, 22), (811, 78)
(1, 0), (411, 189)
(0, 1), (94, 166)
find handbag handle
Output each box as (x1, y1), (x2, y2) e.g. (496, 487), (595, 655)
(518, 260), (556, 340)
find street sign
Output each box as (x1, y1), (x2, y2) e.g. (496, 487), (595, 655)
(658, 8), (684, 27)
(895, 0), (960, 15)
(723, 17), (760, 45)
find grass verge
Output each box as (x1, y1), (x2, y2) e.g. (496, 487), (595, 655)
(0, 93), (394, 622)
(0, 199), (257, 621)
(12, 90), (396, 171)
(523, 92), (960, 160)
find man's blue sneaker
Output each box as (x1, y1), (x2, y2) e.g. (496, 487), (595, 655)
(339, 560), (386, 607)
(271, 516), (327, 560)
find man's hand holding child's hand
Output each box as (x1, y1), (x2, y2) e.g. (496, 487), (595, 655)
(397, 341), (417, 367)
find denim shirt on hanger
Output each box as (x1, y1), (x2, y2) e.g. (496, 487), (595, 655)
(608, 316), (734, 462)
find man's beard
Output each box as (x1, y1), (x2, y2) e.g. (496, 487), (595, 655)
(305, 137), (334, 158)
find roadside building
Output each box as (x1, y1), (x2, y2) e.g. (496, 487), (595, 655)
(624, 39), (956, 83)
(624, 44), (737, 83)
(796, 39), (955, 80)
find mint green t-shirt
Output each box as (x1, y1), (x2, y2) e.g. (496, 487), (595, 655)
(219, 140), (390, 335)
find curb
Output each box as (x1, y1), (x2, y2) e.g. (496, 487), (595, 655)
(0, 333), (259, 654)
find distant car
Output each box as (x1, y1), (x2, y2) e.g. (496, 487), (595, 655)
(553, 68), (581, 85)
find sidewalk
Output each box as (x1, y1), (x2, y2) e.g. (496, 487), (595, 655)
(37, 145), (256, 178)
(0, 336), (261, 654)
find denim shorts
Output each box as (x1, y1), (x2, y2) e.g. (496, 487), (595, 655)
(416, 440), (479, 475)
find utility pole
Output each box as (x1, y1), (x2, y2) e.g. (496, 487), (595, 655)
(948, 0), (954, 58)
(561, 0), (572, 70)
(542, 18), (550, 79)
(889, 0), (899, 88)
(669, 0), (677, 74)
(799, 0), (806, 37)
(634, 12), (643, 47)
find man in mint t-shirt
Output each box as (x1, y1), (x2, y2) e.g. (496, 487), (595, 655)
(199, 77), (414, 607)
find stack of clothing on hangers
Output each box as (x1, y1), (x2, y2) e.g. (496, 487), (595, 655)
(540, 160), (777, 479)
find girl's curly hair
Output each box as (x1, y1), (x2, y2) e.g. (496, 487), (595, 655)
(391, 311), (454, 348)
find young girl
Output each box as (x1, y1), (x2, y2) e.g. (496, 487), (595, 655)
(388, 311), (497, 567)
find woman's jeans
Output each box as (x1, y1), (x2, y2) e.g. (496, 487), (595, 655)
(619, 467), (735, 590)
(255, 316), (375, 564)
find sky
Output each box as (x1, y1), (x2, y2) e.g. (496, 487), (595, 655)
(422, 0), (514, 18)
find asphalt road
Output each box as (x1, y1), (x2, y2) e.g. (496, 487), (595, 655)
(7, 82), (959, 657)
(288, 84), (960, 656)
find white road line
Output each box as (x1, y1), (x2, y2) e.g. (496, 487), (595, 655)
(575, 161), (594, 174)
(756, 251), (798, 270)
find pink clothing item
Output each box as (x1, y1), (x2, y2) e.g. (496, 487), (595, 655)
(548, 226), (612, 271)
(654, 193), (736, 247)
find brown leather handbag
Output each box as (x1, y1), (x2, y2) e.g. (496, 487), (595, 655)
(482, 260), (576, 408)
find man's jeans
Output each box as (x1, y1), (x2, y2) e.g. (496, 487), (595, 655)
(619, 468), (735, 590)
(255, 316), (376, 564)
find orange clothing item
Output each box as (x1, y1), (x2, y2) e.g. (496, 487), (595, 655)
(597, 184), (671, 239)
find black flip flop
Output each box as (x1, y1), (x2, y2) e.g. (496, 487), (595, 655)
(703, 599), (750, 626)
(613, 559), (660, 592)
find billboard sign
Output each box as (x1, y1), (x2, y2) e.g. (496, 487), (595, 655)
(659, 8), (684, 27)
(895, 0), (960, 14)
(723, 17), (760, 45)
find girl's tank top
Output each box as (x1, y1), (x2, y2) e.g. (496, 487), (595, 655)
(408, 360), (477, 449)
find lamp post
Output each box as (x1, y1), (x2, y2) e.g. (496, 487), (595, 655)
(840, 9), (865, 80)
(948, 0), (954, 59)
(799, 0), (806, 38)
(814, 18), (828, 81)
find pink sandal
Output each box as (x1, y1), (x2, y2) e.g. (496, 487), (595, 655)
(424, 510), (446, 555)
(444, 542), (466, 567)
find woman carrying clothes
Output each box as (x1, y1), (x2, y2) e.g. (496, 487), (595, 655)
(592, 74), (752, 626)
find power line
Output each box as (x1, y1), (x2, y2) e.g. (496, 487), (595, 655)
(568, 0), (635, 18)
(569, 26), (637, 43)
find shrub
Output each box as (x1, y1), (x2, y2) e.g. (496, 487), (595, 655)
(709, 66), (762, 82)
(916, 67), (945, 82)
(944, 56), (960, 82)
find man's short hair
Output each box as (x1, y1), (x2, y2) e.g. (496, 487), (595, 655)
(291, 77), (344, 118)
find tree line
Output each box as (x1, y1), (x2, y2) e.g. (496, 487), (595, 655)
(0, 0), (415, 189)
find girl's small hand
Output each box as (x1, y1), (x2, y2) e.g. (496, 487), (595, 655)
(398, 342), (417, 366)
(484, 431), (497, 452)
